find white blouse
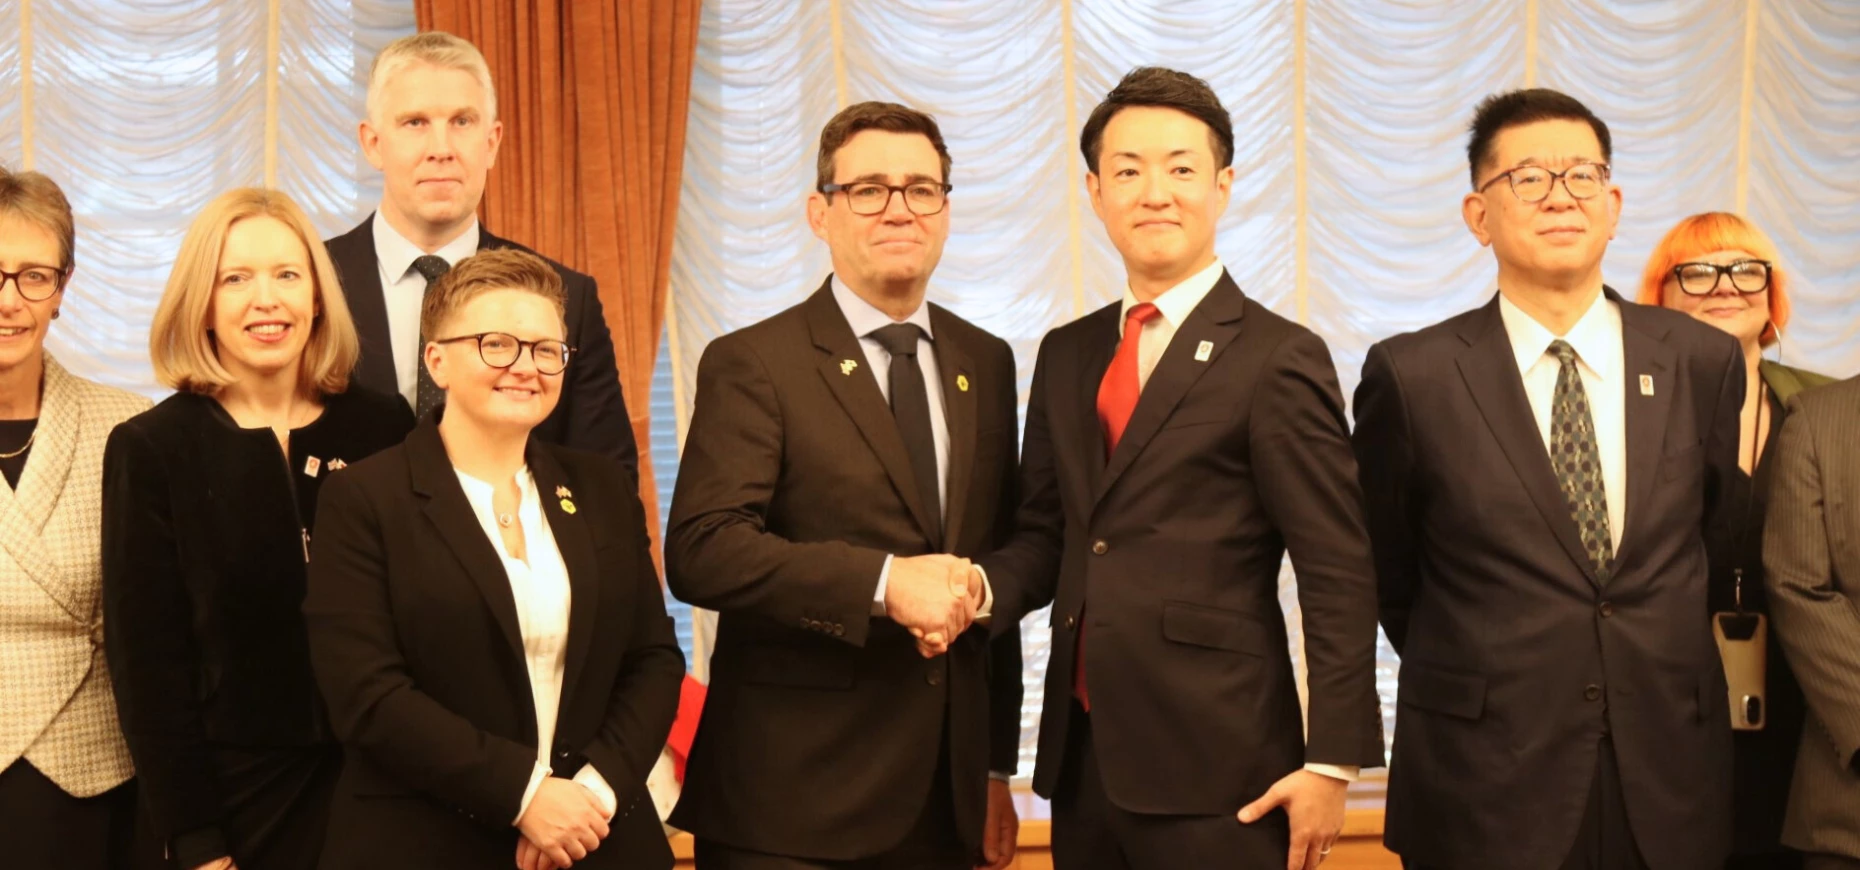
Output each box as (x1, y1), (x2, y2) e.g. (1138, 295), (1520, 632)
(453, 466), (616, 821)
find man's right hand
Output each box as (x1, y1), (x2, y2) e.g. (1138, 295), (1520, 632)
(189, 860), (235, 870)
(516, 778), (610, 866)
(886, 554), (979, 656)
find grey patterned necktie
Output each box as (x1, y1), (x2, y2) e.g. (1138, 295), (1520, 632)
(411, 255), (451, 419)
(1548, 339), (1614, 581)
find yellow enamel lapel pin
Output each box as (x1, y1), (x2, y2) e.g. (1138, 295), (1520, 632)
(841, 359), (859, 376)
(557, 485), (577, 514)
(956, 374), (969, 392)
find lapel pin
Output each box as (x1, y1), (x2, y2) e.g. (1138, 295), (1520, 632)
(327, 458), (346, 471)
(560, 498), (578, 515)
(840, 359), (859, 376)
(1194, 340), (1214, 362)
(556, 485), (572, 498)
(956, 374), (970, 392)
(303, 456), (321, 477)
(1639, 374), (1654, 396)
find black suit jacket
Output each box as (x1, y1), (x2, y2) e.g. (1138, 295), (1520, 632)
(1353, 290), (1742, 870)
(664, 280), (1024, 860)
(325, 215), (639, 480)
(303, 421), (685, 870)
(981, 270), (1386, 814)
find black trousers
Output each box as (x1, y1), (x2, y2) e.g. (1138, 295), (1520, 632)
(694, 736), (968, 870)
(1050, 705), (1289, 870)
(0, 759), (149, 870)
(1802, 856), (1860, 870)
(1405, 735), (1648, 870)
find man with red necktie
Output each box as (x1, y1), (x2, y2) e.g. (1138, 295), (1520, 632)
(975, 67), (1385, 870)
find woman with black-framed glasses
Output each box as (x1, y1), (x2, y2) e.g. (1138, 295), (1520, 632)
(0, 166), (158, 870)
(303, 248), (681, 870)
(1638, 212), (1837, 870)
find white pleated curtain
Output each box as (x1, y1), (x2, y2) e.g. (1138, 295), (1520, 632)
(0, 0), (417, 393)
(667, 0), (1860, 780)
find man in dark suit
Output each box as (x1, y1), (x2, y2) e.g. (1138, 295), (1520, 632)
(976, 67), (1386, 870)
(664, 102), (1024, 869)
(324, 31), (636, 474)
(1766, 376), (1860, 870)
(1353, 89), (1742, 870)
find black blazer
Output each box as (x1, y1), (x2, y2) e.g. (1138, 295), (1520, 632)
(664, 281), (1023, 860)
(1353, 290), (1743, 870)
(303, 420), (683, 870)
(980, 270), (1386, 814)
(325, 215), (639, 481)
(102, 388), (414, 867)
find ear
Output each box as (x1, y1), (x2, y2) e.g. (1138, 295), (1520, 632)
(485, 118), (505, 170)
(806, 191), (830, 242)
(359, 120), (386, 172)
(1604, 183), (1622, 241)
(1085, 171), (1106, 224)
(1462, 191), (1493, 248)
(1213, 165), (1235, 214)
(423, 340), (449, 391)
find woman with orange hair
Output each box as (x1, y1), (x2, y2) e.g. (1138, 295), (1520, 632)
(1639, 211), (1835, 870)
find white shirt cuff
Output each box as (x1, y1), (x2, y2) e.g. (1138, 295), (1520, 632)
(1303, 763), (1359, 783)
(974, 564), (993, 620)
(572, 763), (617, 820)
(514, 761), (551, 824)
(872, 554), (893, 616)
(988, 770), (1012, 782)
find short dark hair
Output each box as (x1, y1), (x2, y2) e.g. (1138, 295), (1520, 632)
(1080, 67), (1234, 173)
(815, 101), (952, 192)
(1466, 88), (1613, 189)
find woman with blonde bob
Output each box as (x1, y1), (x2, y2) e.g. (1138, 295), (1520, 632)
(1639, 211), (1835, 870)
(103, 188), (413, 870)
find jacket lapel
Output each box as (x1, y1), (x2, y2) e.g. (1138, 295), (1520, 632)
(1065, 304), (1120, 511)
(407, 422), (527, 662)
(805, 280), (942, 548)
(1455, 296), (1601, 588)
(0, 357), (86, 622)
(930, 306), (973, 552)
(332, 215), (400, 403)
(527, 442), (600, 709)
(1616, 295), (1675, 558)
(1093, 272), (1246, 508)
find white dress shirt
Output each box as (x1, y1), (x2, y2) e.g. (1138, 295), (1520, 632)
(453, 467), (617, 822)
(374, 213), (481, 408)
(1497, 290), (1628, 553)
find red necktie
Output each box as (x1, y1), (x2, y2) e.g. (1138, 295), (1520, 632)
(1075, 302), (1160, 711)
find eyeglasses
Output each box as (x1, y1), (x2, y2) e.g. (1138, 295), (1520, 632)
(1476, 162), (1611, 203)
(433, 332), (574, 375)
(819, 181), (952, 217)
(0, 265), (68, 302)
(1672, 259), (1772, 296)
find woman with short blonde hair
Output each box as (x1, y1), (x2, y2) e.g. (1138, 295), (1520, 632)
(104, 187), (413, 870)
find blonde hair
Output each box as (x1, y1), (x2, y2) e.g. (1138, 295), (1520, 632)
(150, 188), (360, 395)
(420, 248), (565, 340)
(1637, 211), (1791, 347)
(0, 165), (77, 271)
(366, 31), (498, 125)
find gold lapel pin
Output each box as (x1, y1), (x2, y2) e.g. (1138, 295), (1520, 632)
(560, 498), (578, 515)
(1639, 374), (1654, 396)
(841, 359), (859, 376)
(956, 374), (970, 392)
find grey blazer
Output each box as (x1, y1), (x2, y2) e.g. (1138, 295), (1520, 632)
(1765, 374), (1860, 860)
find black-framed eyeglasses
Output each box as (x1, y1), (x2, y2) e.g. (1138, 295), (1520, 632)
(819, 181), (953, 216)
(433, 332), (574, 375)
(1476, 162), (1611, 203)
(1672, 259), (1772, 296)
(0, 265), (68, 302)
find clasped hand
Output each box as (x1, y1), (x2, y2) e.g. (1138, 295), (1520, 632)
(514, 777), (610, 869)
(885, 554), (983, 658)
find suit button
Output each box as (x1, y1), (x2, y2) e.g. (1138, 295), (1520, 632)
(833, 624), (845, 637)
(1091, 540), (1108, 555)
(1064, 614), (1077, 630)
(800, 617), (812, 629)
(926, 671), (941, 686)
(1584, 684), (1602, 701)
(1598, 601), (1615, 618)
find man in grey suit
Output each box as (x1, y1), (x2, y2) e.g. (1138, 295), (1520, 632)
(1765, 375), (1860, 870)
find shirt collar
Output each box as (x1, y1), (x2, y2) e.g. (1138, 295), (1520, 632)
(830, 276), (935, 341)
(1497, 288), (1620, 381)
(453, 465), (533, 502)
(373, 210), (482, 282)
(1118, 258), (1224, 336)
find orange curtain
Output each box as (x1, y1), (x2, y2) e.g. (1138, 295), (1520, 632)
(414, 0), (701, 553)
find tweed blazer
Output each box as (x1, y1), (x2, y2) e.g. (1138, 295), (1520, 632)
(0, 354), (151, 795)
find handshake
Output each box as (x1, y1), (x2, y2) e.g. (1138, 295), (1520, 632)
(886, 554), (987, 658)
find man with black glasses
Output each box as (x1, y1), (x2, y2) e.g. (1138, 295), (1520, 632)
(665, 101), (1023, 870)
(1354, 89), (1743, 870)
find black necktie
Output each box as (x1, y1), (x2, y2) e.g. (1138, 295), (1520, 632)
(411, 255), (451, 419)
(870, 323), (941, 539)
